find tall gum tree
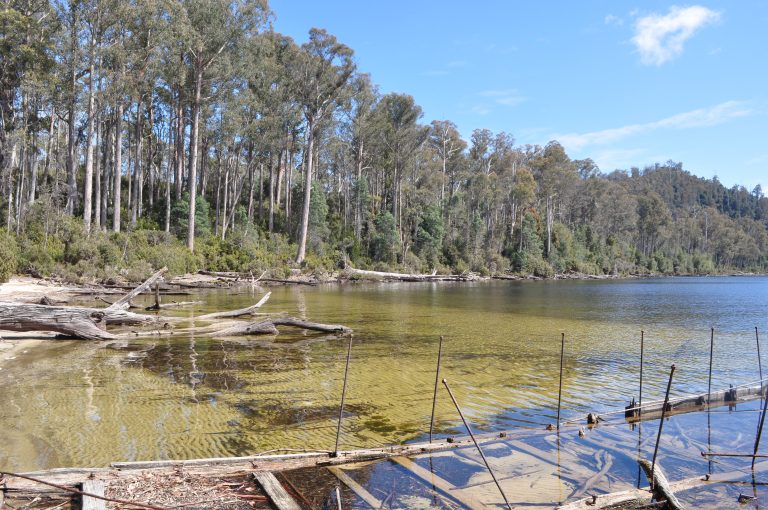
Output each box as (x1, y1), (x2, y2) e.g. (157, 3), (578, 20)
(176, 0), (269, 252)
(292, 28), (355, 265)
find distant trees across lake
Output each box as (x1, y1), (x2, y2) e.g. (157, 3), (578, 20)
(0, 1), (765, 282)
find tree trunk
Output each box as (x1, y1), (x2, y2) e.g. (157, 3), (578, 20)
(83, 38), (97, 232)
(187, 66), (202, 251)
(174, 83), (184, 200)
(113, 103), (123, 232)
(295, 118), (314, 264)
(131, 95), (142, 227)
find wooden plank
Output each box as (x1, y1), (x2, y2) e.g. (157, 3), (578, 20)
(389, 456), (486, 510)
(81, 479), (106, 510)
(327, 466), (382, 509)
(253, 472), (301, 510)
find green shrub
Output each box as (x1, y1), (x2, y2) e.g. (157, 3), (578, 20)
(0, 229), (19, 282)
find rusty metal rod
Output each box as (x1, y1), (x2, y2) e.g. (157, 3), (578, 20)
(701, 452), (768, 458)
(429, 335), (444, 443)
(557, 332), (565, 429)
(708, 328), (714, 405)
(639, 330), (645, 418)
(753, 381), (768, 469)
(334, 335), (353, 456)
(758, 327), (763, 384)
(651, 364), (676, 489)
(442, 379), (512, 510)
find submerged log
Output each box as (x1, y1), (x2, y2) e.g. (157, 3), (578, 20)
(639, 459), (685, 510)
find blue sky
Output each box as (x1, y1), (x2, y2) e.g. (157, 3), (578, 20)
(270, 1), (767, 192)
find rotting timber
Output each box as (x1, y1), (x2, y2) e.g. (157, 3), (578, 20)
(0, 268), (352, 341)
(2, 381), (767, 509)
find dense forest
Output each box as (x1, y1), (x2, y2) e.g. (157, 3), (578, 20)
(1, 0), (767, 283)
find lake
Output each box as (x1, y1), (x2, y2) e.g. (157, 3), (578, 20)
(1, 276), (767, 472)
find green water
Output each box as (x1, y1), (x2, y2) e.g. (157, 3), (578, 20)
(1, 277), (766, 471)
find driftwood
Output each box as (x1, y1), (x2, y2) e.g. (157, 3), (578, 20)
(145, 300), (204, 311)
(346, 266), (477, 282)
(106, 267), (168, 311)
(196, 292), (271, 320)
(639, 459), (685, 510)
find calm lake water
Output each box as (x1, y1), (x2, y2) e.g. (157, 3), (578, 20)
(1, 276), (767, 472)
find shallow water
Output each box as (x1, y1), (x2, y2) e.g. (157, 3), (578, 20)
(1, 276), (767, 472)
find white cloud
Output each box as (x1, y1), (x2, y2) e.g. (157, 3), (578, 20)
(470, 105), (491, 116)
(632, 6), (720, 65)
(557, 101), (751, 151)
(479, 89), (527, 107)
(604, 14), (623, 26)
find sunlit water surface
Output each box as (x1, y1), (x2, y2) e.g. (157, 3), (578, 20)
(1, 276), (766, 472)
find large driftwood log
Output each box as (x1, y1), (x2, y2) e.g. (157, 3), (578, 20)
(345, 266), (476, 282)
(0, 302), (116, 340)
(212, 317), (351, 337)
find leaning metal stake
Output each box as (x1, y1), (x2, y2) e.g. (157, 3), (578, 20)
(639, 330), (644, 418)
(753, 381), (768, 469)
(443, 379), (513, 510)
(429, 336), (444, 443)
(334, 335), (353, 456)
(651, 364), (676, 489)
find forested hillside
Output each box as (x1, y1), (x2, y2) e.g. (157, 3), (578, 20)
(1, 0), (766, 283)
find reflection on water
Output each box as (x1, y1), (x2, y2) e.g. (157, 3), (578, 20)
(0, 276), (766, 472)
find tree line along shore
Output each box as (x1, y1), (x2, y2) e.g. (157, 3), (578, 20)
(1, 1), (767, 286)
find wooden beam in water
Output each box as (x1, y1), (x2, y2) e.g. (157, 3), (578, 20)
(639, 459), (685, 510)
(389, 456), (486, 510)
(253, 472), (301, 510)
(81, 479), (106, 510)
(327, 466), (382, 509)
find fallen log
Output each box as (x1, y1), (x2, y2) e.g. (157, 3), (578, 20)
(106, 267), (168, 311)
(639, 459), (685, 510)
(196, 292), (271, 320)
(345, 266), (476, 282)
(211, 317), (351, 337)
(144, 300), (204, 311)
(0, 302), (116, 341)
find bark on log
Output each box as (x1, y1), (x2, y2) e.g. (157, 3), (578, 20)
(639, 459), (685, 510)
(0, 302), (116, 340)
(196, 292), (271, 320)
(107, 267), (168, 311)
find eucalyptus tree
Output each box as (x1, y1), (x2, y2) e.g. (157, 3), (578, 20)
(290, 28), (355, 265)
(371, 93), (428, 244)
(174, 0), (270, 251)
(428, 120), (463, 206)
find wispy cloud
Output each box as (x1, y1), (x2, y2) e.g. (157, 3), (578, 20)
(604, 14), (624, 26)
(557, 101), (751, 151)
(470, 105), (491, 116)
(421, 69), (450, 77)
(479, 89), (527, 107)
(632, 6), (720, 65)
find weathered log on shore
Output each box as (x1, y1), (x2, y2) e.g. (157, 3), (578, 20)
(346, 267), (478, 282)
(212, 317), (351, 337)
(0, 302), (116, 340)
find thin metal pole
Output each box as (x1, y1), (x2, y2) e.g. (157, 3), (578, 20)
(429, 336), (444, 443)
(651, 364), (676, 489)
(753, 382), (768, 469)
(335, 485), (343, 510)
(442, 379), (512, 510)
(757, 327), (763, 383)
(557, 332), (565, 430)
(334, 335), (353, 456)
(707, 327), (714, 405)
(639, 330), (644, 418)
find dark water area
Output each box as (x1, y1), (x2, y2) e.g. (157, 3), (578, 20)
(1, 276), (766, 474)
